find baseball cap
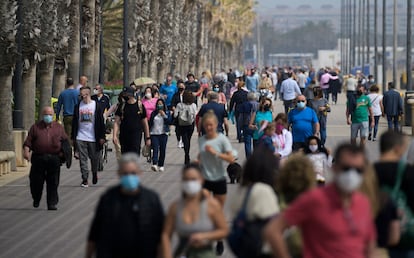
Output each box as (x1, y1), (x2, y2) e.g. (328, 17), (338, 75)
(122, 86), (135, 97)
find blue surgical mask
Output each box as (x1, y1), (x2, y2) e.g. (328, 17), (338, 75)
(120, 174), (140, 191)
(43, 114), (53, 124)
(213, 87), (219, 92)
(297, 101), (306, 109)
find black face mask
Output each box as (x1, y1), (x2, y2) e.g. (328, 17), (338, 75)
(123, 96), (129, 101)
(356, 91), (363, 96)
(178, 88), (184, 92)
(264, 105), (270, 111)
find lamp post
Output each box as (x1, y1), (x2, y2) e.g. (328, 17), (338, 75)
(382, 0), (387, 93)
(407, 0), (412, 91)
(123, 0), (128, 88)
(12, 0), (23, 129)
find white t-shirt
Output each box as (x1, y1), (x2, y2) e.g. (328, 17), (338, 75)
(368, 93), (383, 116)
(77, 101), (96, 142)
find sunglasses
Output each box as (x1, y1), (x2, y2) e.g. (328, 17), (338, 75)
(297, 100), (305, 103)
(338, 165), (364, 174)
(121, 171), (138, 175)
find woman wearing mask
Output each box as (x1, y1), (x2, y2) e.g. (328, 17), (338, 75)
(309, 87), (330, 146)
(148, 99), (171, 172)
(249, 98), (273, 148)
(198, 110), (235, 255)
(171, 81), (186, 148)
(367, 85), (383, 141)
(230, 148), (280, 258)
(161, 164), (228, 258)
(142, 86), (159, 121)
(212, 83), (227, 105)
(272, 113), (292, 160)
(174, 90), (198, 165)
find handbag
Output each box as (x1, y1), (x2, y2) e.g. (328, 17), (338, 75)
(228, 186), (269, 258)
(385, 161), (414, 248)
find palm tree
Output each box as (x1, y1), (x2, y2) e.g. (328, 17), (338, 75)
(157, 0), (175, 78)
(81, 0), (96, 83)
(21, 0), (41, 129)
(148, 0), (160, 79)
(38, 0), (58, 119)
(67, 0), (81, 84)
(0, 0), (17, 153)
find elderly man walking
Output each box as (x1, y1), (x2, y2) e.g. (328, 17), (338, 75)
(85, 153), (164, 258)
(23, 106), (68, 210)
(288, 95), (320, 151)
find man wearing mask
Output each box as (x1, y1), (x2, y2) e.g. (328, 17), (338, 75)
(184, 73), (201, 104)
(265, 144), (376, 258)
(288, 95), (320, 151)
(113, 86), (151, 156)
(346, 84), (374, 149)
(160, 74), (177, 110)
(197, 92), (229, 136)
(23, 106), (68, 210)
(91, 84), (111, 116)
(72, 86), (106, 187)
(85, 153), (164, 258)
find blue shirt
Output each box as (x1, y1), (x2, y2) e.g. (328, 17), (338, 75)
(245, 75), (259, 93)
(198, 102), (228, 134)
(253, 110), (273, 140)
(160, 84), (177, 107)
(288, 107), (318, 143)
(56, 88), (79, 116)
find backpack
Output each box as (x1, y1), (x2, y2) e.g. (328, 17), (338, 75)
(119, 100), (144, 120)
(381, 161), (414, 249)
(178, 104), (194, 126)
(228, 187), (269, 258)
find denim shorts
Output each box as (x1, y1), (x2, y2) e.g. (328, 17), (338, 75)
(351, 121), (369, 139)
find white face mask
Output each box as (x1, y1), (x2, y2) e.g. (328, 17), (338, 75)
(145, 93), (152, 98)
(182, 180), (202, 196)
(93, 89), (99, 95)
(335, 169), (363, 194)
(309, 144), (318, 153)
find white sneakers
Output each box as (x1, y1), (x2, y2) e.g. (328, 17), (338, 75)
(177, 140), (184, 148)
(151, 165), (164, 172)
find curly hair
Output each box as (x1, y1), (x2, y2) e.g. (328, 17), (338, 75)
(276, 153), (316, 204)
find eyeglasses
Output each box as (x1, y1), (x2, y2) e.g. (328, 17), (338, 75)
(337, 165), (364, 174)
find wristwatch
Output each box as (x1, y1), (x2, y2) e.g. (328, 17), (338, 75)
(146, 137), (151, 140)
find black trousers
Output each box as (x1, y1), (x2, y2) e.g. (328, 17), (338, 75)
(177, 124), (194, 164)
(29, 154), (61, 206)
(120, 130), (143, 156)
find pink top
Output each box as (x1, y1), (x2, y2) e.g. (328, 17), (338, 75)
(320, 73), (332, 89)
(142, 98), (158, 120)
(283, 184), (376, 258)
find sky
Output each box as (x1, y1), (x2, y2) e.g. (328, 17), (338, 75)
(255, 0), (340, 13)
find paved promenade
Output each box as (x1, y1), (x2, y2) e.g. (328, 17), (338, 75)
(0, 94), (409, 258)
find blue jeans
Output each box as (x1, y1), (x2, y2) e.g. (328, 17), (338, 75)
(151, 134), (168, 167)
(320, 126), (327, 146)
(323, 88), (330, 102)
(369, 116), (381, 138)
(389, 250), (414, 258)
(387, 115), (400, 131)
(243, 126), (253, 159)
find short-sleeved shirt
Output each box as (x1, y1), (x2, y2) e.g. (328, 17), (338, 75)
(351, 95), (371, 123)
(198, 133), (233, 181)
(252, 110), (273, 140)
(77, 101), (96, 142)
(283, 184), (376, 258)
(367, 93), (383, 116)
(288, 107), (318, 143)
(115, 101), (147, 133)
(159, 84), (177, 107)
(198, 102), (228, 134)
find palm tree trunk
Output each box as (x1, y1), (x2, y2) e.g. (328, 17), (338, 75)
(0, 72), (14, 153)
(53, 65), (66, 98)
(38, 56), (54, 120)
(68, 0), (81, 82)
(93, 0), (101, 83)
(22, 64), (36, 129)
(82, 0), (96, 83)
(148, 0), (160, 79)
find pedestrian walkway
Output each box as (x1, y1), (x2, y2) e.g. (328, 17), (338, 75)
(0, 93), (409, 257)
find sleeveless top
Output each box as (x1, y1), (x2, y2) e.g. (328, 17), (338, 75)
(175, 199), (214, 237)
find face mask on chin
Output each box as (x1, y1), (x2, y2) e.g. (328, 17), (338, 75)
(335, 169), (362, 194)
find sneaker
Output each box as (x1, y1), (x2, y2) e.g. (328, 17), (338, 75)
(368, 134), (372, 141)
(178, 140), (184, 148)
(372, 138), (377, 142)
(151, 165), (158, 172)
(216, 240), (224, 256)
(92, 173), (98, 185)
(81, 180), (89, 188)
(158, 166), (165, 172)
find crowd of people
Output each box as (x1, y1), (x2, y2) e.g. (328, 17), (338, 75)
(20, 66), (414, 258)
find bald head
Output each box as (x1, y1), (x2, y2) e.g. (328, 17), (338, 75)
(80, 76), (88, 86)
(42, 106), (54, 116)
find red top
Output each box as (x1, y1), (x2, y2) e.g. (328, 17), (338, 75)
(283, 184), (376, 258)
(24, 121), (68, 155)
